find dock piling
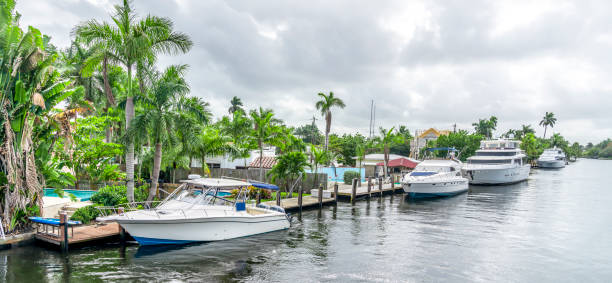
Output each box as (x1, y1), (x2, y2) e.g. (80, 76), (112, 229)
(298, 186), (303, 214)
(59, 212), (68, 252)
(276, 190), (281, 206)
(118, 207), (126, 244)
(351, 178), (357, 203)
(333, 183), (339, 203)
(318, 184), (323, 209)
(378, 177), (383, 196)
(367, 177), (372, 197)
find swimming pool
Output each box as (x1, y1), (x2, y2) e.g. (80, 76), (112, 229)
(43, 189), (97, 201)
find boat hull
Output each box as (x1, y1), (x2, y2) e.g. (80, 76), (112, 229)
(462, 165), (530, 185)
(402, 180), (469, 198)
(537, 160), (565, 168)
(118, 216), (290, 245)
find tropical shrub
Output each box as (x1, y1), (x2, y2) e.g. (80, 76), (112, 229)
(70, 205), (100, 224)
(230, 186), (272, 200)
(343, 171), (360, 184)
(90, 184), (150, 206)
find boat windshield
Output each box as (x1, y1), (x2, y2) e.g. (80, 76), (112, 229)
(170, 189), (213, 206)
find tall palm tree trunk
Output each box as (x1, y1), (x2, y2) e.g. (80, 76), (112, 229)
(324, 111), (331, 152)
(149, 143), (162, 202)
(543, 126), (548, 139)
(384, 146), (389, 179)
(126, 66), (135, 202)
(259, 143), (264, 181)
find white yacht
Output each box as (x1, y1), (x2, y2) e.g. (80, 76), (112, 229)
(537, 148), (566, 168)
(402, 158), (469, 198)
(461, 140), (530, 185)
(97, 178), (290, 245)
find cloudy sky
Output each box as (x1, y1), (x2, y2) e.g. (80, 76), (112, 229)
(15, 0), (612, 144)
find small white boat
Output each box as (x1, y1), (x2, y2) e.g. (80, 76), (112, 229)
(97, 178), (290, 245)
(402, 157), (469, 198)
(462, 140), (531, 185)
(537, 148), (566, 168)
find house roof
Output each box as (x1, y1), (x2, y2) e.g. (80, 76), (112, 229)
(418, 128), (451, 139)
(249, 156), (277, 169)
(361, 153), (411, 160)
(376, 158), (419, 168)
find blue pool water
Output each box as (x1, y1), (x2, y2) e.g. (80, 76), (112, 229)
(43, 188), (97, 201)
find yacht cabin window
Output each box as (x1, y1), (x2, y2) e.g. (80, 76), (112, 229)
(468, 159), (512, 164)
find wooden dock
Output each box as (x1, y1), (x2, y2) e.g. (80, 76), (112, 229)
(329, 178), (404, 202)
(262, 196), (335, 211)
(35, 222), (120, 246)
(34, 213), (121, 251)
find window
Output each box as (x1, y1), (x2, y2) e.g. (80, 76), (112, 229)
(475, 152), (517, 156)
(468, 159), (512, 164)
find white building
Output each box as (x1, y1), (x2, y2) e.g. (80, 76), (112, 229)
(191, 146), (276, 169)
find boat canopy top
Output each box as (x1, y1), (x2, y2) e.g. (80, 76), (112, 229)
(180, 177), (280, 191)
(181, 178), (251, 188)
(251, 182), (280, 191)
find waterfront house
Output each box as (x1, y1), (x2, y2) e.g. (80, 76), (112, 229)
(410, 128), (451, 159)
(357, 153), (419, 177)
(190, 146), (277, 170)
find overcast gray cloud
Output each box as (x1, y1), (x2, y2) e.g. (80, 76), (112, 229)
(15, 0), (612, 144)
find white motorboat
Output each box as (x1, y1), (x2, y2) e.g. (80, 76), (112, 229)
(537, 148), (566, 168)
(97, 178), (290, 245)
(402, 154), (468, 198)
(461, 140), (531, 185)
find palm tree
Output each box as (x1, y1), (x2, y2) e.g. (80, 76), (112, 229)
(355, 143), (366, 181)
(377, 127), (401, 179)
(268, 152), (309, 197)
(228, 96), (244, 114)
(194, 126), (233, 177)
(219, 110), (253, 167)
(75, 0), (193, 202)
(310, 145), (329, 191)
(128, 65), (199, 202)
(250, 107), (280, 181)
(472, 116), (498, 138)
(1, 2), (81, 231)
(315, 91), (345, 152)
(539, 112), (557, 139)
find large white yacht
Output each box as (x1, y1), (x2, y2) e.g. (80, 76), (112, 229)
(537, 148), (566, 168)
(97, 178), (290, 245)
(461, 140), (530, 185)
(402, 158), (469, 198)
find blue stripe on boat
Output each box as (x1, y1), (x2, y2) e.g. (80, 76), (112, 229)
(408, 190), (467, 199)
(132, 236), (197, 246)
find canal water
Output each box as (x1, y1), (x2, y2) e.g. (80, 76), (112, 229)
(1, 159), (611, 282)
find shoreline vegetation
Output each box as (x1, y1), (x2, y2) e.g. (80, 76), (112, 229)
(0, 0), (609, 237)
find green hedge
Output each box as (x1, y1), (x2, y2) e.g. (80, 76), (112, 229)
(343, 171), (360, 185)
(90, 184), (149, 206)
(70, 205), (100, 224)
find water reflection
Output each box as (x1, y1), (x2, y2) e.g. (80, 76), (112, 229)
(1, 160), (611, 282)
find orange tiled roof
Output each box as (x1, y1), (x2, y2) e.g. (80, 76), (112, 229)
(249, 156), (277, 169)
